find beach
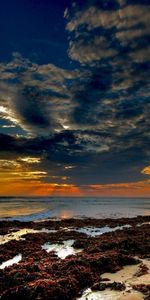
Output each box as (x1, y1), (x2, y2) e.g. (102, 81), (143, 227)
(0, 0), (149, 298)
(0, 215), (150, 299)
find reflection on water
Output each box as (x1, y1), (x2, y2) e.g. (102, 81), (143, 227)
(57, 210), (74, 219)
(42, 240), (82, 259)
(75, 225), (131, 237)
(0, 197), (150, 221)
(0, 254), (22, 269)
(0, 228), (57, 245)
(0, 205), (45, 218)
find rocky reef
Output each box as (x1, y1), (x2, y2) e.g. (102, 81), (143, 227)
(0, 215), (150, 299)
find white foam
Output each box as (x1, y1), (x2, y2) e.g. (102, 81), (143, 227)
(42, 239), (82, 259)
(0, 254), (22, 269)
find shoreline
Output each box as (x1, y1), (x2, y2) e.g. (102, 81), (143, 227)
(0, 215), (150, 299)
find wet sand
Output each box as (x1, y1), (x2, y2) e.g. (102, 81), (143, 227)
(0, 215), (150, 299)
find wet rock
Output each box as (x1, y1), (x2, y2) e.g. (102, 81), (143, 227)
(91, 281), (126, 292)
(92, 282), (106, 291)
(134, 263), (149, 277)
(133, 284), (150, 300)
(0, 216), (150, 300)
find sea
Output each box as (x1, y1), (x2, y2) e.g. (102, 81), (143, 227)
(0, 197), (150, 221)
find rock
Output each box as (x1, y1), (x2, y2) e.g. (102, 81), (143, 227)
(0, 216), (150, 299)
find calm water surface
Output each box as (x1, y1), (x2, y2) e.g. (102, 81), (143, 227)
(0, 197), (150, 221)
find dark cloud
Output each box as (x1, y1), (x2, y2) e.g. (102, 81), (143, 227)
(0, 131), (83, 158)
(0, 54), (78, 135)
(14, 85), (58, 134)
(70, 65), (113, 125)
(0, 129), (149, 185)
(0, 0), (150, 187)
(65, 0), (150, 159)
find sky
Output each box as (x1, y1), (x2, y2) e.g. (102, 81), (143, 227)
(0, 0), (150, 197)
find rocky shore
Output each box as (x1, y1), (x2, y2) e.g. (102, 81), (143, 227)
(0, 215), (150, 299)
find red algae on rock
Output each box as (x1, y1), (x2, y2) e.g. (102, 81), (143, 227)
(0, 216), (150, 300)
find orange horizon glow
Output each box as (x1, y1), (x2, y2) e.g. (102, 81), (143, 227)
(0, 158), (150, 197)
(0, 179), (150, 197)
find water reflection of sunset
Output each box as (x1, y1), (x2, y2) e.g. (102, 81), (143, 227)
(0, 204), (45, 218)
(57, 210), (74, 219)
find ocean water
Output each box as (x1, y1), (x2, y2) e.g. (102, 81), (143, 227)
(0, 197), (150, 221)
